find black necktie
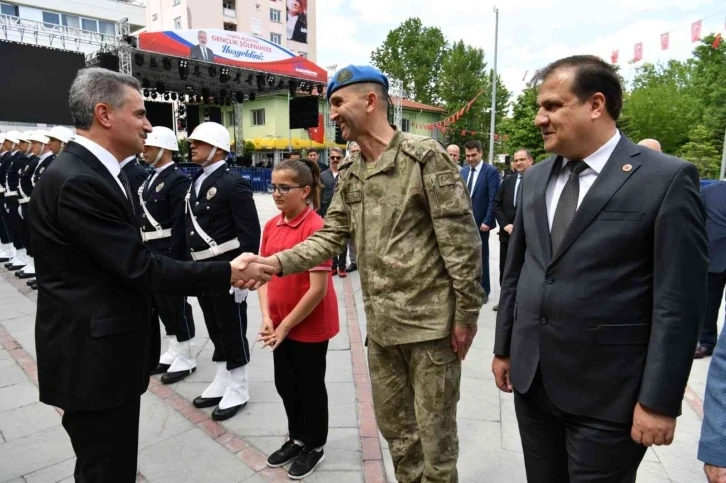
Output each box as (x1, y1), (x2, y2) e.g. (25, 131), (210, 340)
(118, 170), (136, 215)
(467, 167), (476, 194)
(550, 160), (589, 253)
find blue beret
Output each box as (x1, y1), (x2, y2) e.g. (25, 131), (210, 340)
(326, 65), (389, 102)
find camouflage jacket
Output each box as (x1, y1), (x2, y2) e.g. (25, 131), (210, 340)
(275, 130), (484, 346)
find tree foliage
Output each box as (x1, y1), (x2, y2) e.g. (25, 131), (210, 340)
(499, 87), (546, 161)
(678, 125), (721, 179)
(371, 18), (447, 105)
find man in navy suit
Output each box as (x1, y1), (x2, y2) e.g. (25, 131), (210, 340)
(460, 140), (500, 303)
(696, 181), (726, 359)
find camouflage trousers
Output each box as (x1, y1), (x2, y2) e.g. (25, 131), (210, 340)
(368, 336), (461, 483)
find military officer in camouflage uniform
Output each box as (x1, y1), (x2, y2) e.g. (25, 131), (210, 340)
(241, 65), (483, 482)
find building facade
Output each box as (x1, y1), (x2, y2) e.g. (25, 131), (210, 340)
(145, 0), (316, 61)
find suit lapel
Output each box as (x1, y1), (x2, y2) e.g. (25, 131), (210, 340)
(549, 136), (642, 265)
(534, 157), (558, 263)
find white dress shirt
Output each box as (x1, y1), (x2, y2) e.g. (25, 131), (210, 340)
(148, 162), (174, 188)
(119, 156), (136, 170)
(72, 135), (127, 197)
(545, 130), (621, 230)
(466, 160), (484, 197)
(513, 173), (522, 207)
(194, 160), (226, 196)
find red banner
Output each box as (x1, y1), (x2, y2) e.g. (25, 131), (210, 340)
(660, 33), (670, 51)
(692, 20), (702, 42)
(611, 50), (619, 64)
(633, 42), (643, 62)
(307, 114), (324, 143)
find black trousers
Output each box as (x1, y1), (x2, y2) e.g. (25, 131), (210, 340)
(273, 339), (329, 448)
(197, 294), (250, 370)
(0, 198), (10, 244)
(514, 369), (646, 483)
(154, 293), (195, 342)
(20, 203), (31, 257)
(333, 245), (348, 270)
(5, 197), (24, 249)
(499, 241), (509, 284)
(700, 270), (726, 349)
(61, 396), (141, 483)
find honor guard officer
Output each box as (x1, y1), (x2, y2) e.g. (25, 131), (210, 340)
(0, 131), (22, 265)
(16, 130), (53, 280)
(140, 126), (199, 384)
(0, 133), (14, 262)
(186, 122), (261, 421)
(121, 153), (149, 200)
(4, 131), (33, 271)
(25, 126), (71, 291)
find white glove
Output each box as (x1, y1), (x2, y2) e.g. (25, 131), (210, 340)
(230, 287), (249, 303)
(18, 206), (23, 219)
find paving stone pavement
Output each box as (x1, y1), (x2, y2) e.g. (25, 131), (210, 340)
(0, 193), (719, 483)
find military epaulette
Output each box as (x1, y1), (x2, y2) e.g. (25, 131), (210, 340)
(338, 154), (357, 171)
(400, 134), (444, 163)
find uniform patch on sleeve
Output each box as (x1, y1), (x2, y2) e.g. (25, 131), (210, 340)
(437, 172), (456, 187)
(345, 190), (362, 204)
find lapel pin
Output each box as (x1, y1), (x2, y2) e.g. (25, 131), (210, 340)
(622, 164), (632, 172)
(156, 182), (164, 192)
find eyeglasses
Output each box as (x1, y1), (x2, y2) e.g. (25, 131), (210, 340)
(330, 156), (342, 160)
(269, 184), (304, 194)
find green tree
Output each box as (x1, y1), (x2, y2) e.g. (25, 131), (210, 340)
(371, 18), (447, 105)
(678, 124), (721, 179)
(619, 60), (697, 154)
(688, 34), (726, 149)
(499, 86), (546, 161)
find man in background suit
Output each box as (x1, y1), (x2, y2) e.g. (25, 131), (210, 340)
(29, 68), (274, 482)
(492, 55), (707, 483)
(696, 180), (726, 359)
(492, 148), (533, 311)
(190, 30), (215, 61)
(460, 139), (500, 303)
(699, 328), (726, 483)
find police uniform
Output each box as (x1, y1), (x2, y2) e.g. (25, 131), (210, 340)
(186, 161), (260, 370)
(4, 142), (30, 269)
(16, 148), (43, 277)
(0, 144), (14, 260)
(121, 156), (151, 202)
(273, 66), (484, 483)
(138, 164), (196, 360)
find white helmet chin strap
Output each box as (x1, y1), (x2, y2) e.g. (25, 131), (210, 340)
(202, 146), (218, 167)
(152, 148), (165, 167)
(25, 144), (32, 155)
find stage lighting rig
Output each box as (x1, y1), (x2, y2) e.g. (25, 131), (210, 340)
(289, 80), (298, 96)
(193, 65), (202, 77)
(156, 81), (166, 93)
(179, 59), (189, 80)
(267, 75), (276, 87)
(234, 72), (242, 83)
(134, 53), (144, 66)
(307, 83), (314, 95)
(220, 67), (230, 83)
(235, 92), (244, 103)
(171, 92), (178, 101)
(245, 74), (254, 85)
(150, 57), (158, 68)
(151, 91), (158, 100)
(162, 57), (172, 70)
(143, 89), (150, 97)
(249, 92), (256, 101)
(163, 93), (170, 101)
(208, 66), (217, 77)
(256, 74), (266, 91)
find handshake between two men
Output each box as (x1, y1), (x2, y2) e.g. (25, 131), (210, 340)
(229, 253), (281, 290)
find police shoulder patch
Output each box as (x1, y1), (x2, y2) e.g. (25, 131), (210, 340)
(436, 171), (456, 187)
(344, 190), (362, 204)
(336, 68), (353, 83)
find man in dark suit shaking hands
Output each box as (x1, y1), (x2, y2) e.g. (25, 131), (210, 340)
(492, 148), (533, 311)
(190, 30), (214, 62)
(29, 68), (274, 482)
(460, 140), (500, 303)
(492, 55), (708, 483)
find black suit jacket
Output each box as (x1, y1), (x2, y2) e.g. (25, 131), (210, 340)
(137, 164), (190, 260)
(186, 164), (261, 261)
(19, 155), (40, 198)
(29, 141), (231, 412)
(493, 173), (519, 243)
(190, 44), (215, 61)
(494, 135), (708, 424)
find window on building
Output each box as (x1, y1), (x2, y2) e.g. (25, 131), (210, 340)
(0, 3), (18, 16)
(252, 109), (265, 126)
(401, 119), (411, 132)
(226, 111), (235, 126)
(270, 8), (281, 23)
(42, 11), (60, 27)
(270, 32), (281, 45)
(222, 0), (235, 10)
(173, 0), (181, 5)
(62, 14), (80, 30)
(81, 18), (98, 32)
(224, 22), (236, 31)
(174, 17), (182, 29)
(99, 21), (115, 36)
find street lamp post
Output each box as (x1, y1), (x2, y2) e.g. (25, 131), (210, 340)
(488, 6), (499, 165)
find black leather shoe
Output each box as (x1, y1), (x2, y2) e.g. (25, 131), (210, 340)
(267, 439), (304, 468)
(193, 396), (223, 409)
(0, 257), (10, 263)
(26, 279), (36, 286)
(18, 271), (35, 279)
(4, 262), (13, 268)
(8, 264), (25, 271)
(161, 367), (196, 385)
(346, 263), (357, 272)
(150, 363), (171, 375)
(211, 402), (246, 421)
(695, 345), (714, 359)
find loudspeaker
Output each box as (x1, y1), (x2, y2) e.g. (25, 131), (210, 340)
(289, 96), (319, 129)
(208, 106), (222, 124)
(335, 125), (345, 145)
(186, 105), (200, 134)
(98, 53), (120, 72)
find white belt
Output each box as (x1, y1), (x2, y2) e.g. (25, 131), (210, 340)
(190, 239), (240, 261)
(0, 186), (4, 193)
(4, 190), (17, 197)
(18, 197), (30, 204)
(141, 228), (172, 241)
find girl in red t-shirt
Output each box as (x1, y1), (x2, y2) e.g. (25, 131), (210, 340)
(258, 158), (339, 479)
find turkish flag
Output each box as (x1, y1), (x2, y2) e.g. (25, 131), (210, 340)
(633, 42), (643, 62)
(661, 33), (669, 50)
(611, 50), (619, 63)
(713, 33), (723, 48)
(307, 114), (324, 143)
(692, 20), (702, 42)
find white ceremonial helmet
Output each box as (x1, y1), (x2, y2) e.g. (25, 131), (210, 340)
(187, 122), (231, 165)
(19, 131), (34, 142)
(29, 130), (50, 144)
(145, 126), (179, 152)
(4, 131), (21, 145)
(47, 126), (74, 144)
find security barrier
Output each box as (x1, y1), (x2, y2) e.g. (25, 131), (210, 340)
(178, 167), (273, 193)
